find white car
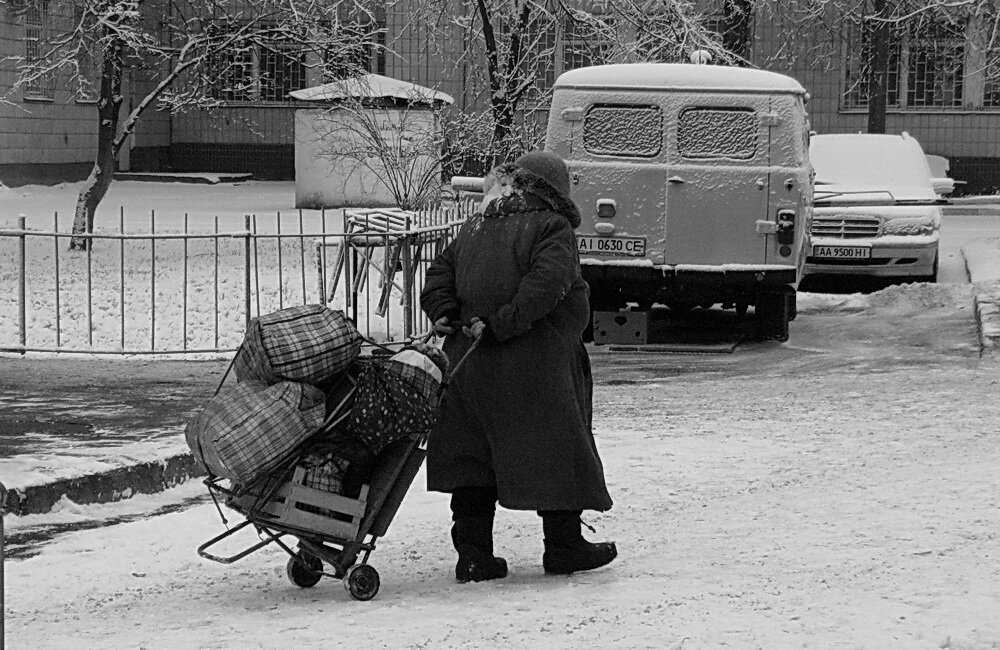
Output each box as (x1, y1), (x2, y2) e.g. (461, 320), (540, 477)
(805, 132), (943, 283)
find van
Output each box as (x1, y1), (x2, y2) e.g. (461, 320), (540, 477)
(545, 62), (812, 341)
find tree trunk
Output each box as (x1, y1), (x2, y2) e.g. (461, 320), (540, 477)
(70, 34), (125, 251)
(722, 0), (754, 64)
(866, 0), (891, 134)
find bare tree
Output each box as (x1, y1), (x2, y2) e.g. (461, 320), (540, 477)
(753, 0), (1000, 133)
(411, 0), (729, 174)
(2, 0), (386, 249)
(309, 81), (450, 210)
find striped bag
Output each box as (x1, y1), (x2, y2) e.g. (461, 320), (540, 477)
(234, 305), (362, 387)
(185, 380), (326, 485)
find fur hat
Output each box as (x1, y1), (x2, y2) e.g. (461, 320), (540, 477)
(514, 151), (572, 200)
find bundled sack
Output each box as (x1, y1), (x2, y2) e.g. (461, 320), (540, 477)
(234, 304), (362, 387)
(298, 436), (375, 500)
(185, 380), (326, 485)
(342, 344), (448, 455)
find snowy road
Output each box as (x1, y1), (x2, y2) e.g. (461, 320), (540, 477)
(939, 212), (1000, 283)
(5, 282), (1000, 649)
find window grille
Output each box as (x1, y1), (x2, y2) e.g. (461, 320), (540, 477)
(637, 16), (682, 63)
(583, 105), (662, 157)
(562, 15), (614, 71)
(259, 44), (306, 101)
(211, 45), (255, 102)
(841, 17), (968, 110)
(24, 0), (54, 99)
(841, 22), (902, 109)
(677, 107), (757, 160)
(322, 10), (386, 81)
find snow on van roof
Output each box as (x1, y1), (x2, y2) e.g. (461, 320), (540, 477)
(554, 63), (806, 94)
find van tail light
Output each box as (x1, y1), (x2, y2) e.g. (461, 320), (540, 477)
(596, 199), (617, 219)
(776, 209), (796, 245)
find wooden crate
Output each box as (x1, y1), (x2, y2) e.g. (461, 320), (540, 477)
(233, 467), (369, 540)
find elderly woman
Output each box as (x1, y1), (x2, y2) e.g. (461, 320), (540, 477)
(420, 151), (616, 582)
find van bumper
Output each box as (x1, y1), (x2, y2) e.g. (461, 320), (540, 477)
(580, 261), (797, 307)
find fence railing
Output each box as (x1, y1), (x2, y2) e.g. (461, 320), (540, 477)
(0, 202), (473, 354)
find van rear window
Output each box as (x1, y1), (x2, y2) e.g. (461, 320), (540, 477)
(583, 105), (662, 157)
(678, 108), (757, 159)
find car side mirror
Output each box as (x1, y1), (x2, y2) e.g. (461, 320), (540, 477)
(931, 177), (955, 196)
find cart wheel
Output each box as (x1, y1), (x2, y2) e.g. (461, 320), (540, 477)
(343, 564), (380, 601)
(286, 551), (323, 588)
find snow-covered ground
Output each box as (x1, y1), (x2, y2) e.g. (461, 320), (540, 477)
(3, 181), (1000, 649)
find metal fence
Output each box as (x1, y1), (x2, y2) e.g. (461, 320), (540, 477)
(0, 202), (473, 355)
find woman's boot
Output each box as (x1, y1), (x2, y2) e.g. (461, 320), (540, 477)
(540, 510), (617, 575)
(450, 486), (507, 582)
(451, 517), (508, 582)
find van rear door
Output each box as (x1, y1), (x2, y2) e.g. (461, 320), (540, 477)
(662, 99), (773, 265)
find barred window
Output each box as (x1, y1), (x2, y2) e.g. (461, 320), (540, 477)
(563, 15), (615, 72)
(24, 0), (54, 99)
(841, 22), (902, 109)
(906, 21), (964, 108)
(259, 44), (306, 101)
(212, 45), (255, 102)
(677, 108), (757, 160)
(841, 16), (966, 110)
(323, 7), (387, 81)
(208, 32), (307, 103)
(583, 105), (662, 157)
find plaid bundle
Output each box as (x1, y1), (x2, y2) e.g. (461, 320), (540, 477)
(185, 380), (326, 485)
(234, 305), (362, 386)
(299, 453), (351, 493)
(343, 350), (442, 455)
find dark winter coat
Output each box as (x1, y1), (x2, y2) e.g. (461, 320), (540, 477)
(420, 164), (613, 512)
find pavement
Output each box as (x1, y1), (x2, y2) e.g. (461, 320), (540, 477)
(1, 212), (999, 519)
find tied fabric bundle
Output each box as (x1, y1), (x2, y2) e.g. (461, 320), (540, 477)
(185, 380), (326, 485)
(234, 304), (362, 387)
(342, 345), (446, 455)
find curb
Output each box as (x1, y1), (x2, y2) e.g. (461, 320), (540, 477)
(111, 172), (253, 184)
(1, 453), (206, 517)
(974, 292), (1000, 355)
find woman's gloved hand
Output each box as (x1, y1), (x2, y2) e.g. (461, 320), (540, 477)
(433, 316), (456, 336)
(462, 316), (486, 341)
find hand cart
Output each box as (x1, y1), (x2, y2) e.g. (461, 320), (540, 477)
(195, 359), (425, 601)
(195, 335), (477, 601)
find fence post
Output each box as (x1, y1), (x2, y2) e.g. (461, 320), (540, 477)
(17, 216), (26, 354)
(401, 218), (414, 339)
(244, 215), (252, 329)
(2, 480), (7, 650)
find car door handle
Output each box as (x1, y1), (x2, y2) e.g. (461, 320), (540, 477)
(668, 176), (685, 184)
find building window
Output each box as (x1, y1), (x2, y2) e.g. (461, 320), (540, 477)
(259, 43), (306, 101)
(323, 6), (386, 81)
(562, 15), (615, 72)
(841, 16), (972, 110)
(208, 34), (307, 103)
(24, 0), (54, 100)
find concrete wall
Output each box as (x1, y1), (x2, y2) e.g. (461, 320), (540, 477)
(294, 106), (440, 208)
